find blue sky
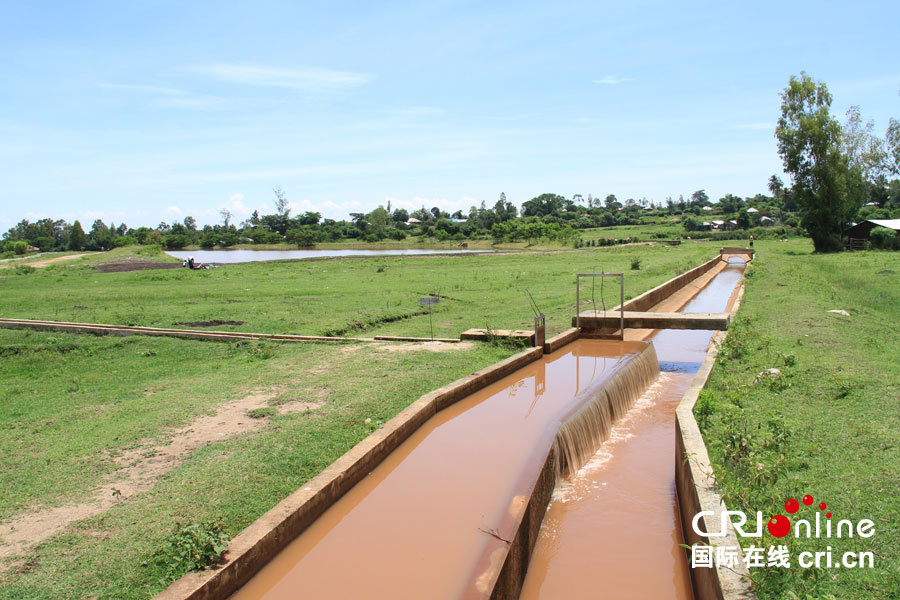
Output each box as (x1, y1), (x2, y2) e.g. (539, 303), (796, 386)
(1, 0), (898, 229)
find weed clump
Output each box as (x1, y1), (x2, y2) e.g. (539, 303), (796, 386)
(484, 325), (526, 350)
(151, 521), (229, 585)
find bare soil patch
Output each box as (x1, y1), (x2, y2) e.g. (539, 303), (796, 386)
(0, 389), (322, 565)
(0, 253), (90, 269)
(94, 257), (182, 273)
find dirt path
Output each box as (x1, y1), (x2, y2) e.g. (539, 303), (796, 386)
(0, 390), (323, 566)
(0, 253), (90, 269)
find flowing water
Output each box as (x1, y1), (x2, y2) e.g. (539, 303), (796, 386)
(228, 259), (745, 599)
(519, 261), (746, 599)
(230, 341), (659, 600)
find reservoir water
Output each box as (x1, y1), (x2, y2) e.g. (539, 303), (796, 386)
(165, 248), (483, 264)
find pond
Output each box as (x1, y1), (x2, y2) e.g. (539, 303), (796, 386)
(165, 248), (485, 264)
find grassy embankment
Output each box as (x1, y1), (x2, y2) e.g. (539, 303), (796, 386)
(0, 242), (718, 339)
(0, 241), (721, 599)
(697, 244), (899, 598)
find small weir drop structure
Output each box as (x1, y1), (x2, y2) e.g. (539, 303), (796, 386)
(156, 250), (754, 600)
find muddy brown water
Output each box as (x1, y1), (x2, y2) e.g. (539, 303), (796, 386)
(230, 261), (745, 600)
(230, 340), (658, 600)
(519, 262), (745, 599)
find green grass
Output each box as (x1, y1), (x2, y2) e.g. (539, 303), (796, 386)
(697, 243), (900, 598)
(0, 331), (514, 598)
(3, 240), (894, 598)
(0, 242), (720, 339)
(0, 242), (725, 598)
(579, 221), (685, 241)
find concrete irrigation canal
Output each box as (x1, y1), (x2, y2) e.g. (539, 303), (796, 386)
(156, 250), (752, 600)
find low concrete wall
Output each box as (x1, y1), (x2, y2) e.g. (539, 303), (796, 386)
(156, 256), (754, 600)
(675, 287), (757, 599)
(155, 346), (544, 600)
(480, 341), (658, 599)
(572, 255), (723, 331)
(0, 318), (372, 344)
(490, 445), (559, 600)
(620, 254), (722, 313)
(543, 327), (580, 354)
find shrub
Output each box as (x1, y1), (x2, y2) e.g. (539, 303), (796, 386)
(870, 226), (899, 250)
(630, 257), (642, 270)
(164, 234), (190, 249)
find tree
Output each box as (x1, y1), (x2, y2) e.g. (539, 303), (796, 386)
(690, 189), (709, 207)
(391, 208), (409, 223)
(521, 193), (566, 217)
(183, 216), (197, 231)
(886, 118), (900, 177)
(767, 175), (784, 198)
(775, 72), (864, 252)
(842, 106), (888, 182)
(220, 208), (232, 228)
(68, 220), (86, 251)
(273, 185), (290, 217)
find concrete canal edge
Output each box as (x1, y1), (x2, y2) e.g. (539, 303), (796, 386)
(675, 284), (757, 599)
(154, 344), (545, 600)
(156, 254), (757, 600)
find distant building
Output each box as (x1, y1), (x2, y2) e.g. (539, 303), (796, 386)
(746, 207), (759, 213)
(406, 218), (422, 224)
(844, 219), (900, 240)
(760, 216), (775, 226)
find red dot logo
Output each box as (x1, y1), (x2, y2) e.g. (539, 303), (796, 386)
(826, 512), (832, 518)
(785, 498), (799, 514)
(802, 494), (814, 506)
(819, 502), (827, 510)
(767, 514), (791, 538)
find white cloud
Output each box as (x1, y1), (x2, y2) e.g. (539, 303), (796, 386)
(164, 206), (183, 215)
(100, 82), (225, 109)
(0, 215), (11, 225)
(189, 63), (374, 91)
(592, 76), (633, 85)
(223, 195), (253, 218)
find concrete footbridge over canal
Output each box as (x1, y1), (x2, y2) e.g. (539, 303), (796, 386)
(155, 249), (755, 600)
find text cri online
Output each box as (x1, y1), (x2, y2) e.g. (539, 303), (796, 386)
(797, 548), (874, 569)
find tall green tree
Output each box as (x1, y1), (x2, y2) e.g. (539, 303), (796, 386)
(68, 220), (86, 251)
(775, 72), (864, 252)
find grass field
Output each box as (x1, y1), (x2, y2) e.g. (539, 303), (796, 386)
(0, 240), (723, 598)
(0, 242), (719, 339)
(698, 245), (900, 598)
(1, 239), (896, 599)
